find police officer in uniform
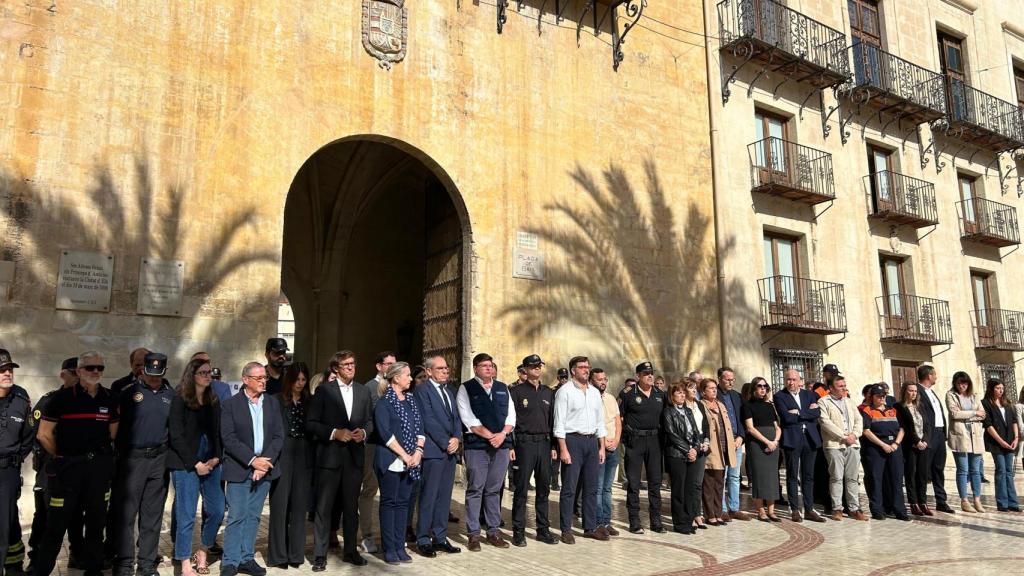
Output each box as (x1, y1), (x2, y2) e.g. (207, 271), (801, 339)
(111, 353), (173, 576)
(509, 355), (559, 547)
(619, 362), (666, 534)
(265, 338), (290, 396)
(549, 367), (570, 491)
(25, 358), (81, 573)
(0, 349), (34, 575)
(34, 351), (119, 576)
(861, 384), (909, 521)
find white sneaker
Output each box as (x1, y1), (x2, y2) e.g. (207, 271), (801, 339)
(360, 538), (379, 553)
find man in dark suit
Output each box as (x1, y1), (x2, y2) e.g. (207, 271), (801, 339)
(307, 350), (374, 570)
(916, 364), (954, 513)
(220, 362), (284, 576)
(775, 369), (826, 523)
(413, 355), (463, 557)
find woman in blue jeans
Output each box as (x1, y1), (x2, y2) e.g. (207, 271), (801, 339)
(945, 372), (986, 513)
(168, 358), (224, 576)
(982, 378), (1020, 512)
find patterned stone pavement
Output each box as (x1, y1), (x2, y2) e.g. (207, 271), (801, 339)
(14, 462), (1024, 575)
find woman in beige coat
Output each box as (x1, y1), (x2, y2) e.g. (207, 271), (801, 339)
(946, 371), (986, 512)
(700, 378), (737, 526)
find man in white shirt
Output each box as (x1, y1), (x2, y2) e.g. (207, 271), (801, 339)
(917, 365), (954, 513)
(553, 356), (607, 543)
(457, 353), (515, 551)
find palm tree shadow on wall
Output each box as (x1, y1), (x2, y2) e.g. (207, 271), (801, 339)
(0, 156), (278, 357)
(499, 158), (756, 376)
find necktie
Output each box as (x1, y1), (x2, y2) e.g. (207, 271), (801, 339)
(439, 385), (452, 415)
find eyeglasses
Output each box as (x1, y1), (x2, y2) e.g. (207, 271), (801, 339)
(196, 370), (213, 377)
(81, 365), (105, 373)
(245, 375), (268, 382)
(755, 384), (768, 389)
(338, 361), (356, 368)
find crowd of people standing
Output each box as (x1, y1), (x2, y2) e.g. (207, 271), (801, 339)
(0, 342), (1022, 576)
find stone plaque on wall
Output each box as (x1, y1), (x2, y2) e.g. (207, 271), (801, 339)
(56, 250), (113, 312)
(513, 231), (544, 280)
(137, 258), (185, 316)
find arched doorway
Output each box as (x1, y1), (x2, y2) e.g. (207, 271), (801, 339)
(281, 136), (469, 381)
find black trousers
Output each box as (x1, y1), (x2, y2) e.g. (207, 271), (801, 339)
(903, 446), (929, 505)
(511, 438), (553, 535)
(0, 467), (20, 573)
(268, 437), (311, 566)
(558, 434), (599, 533)
(925, 427), (949, 505)
(112, 452), (170, 574)
(35, 453), (114, 576)
(783, 431), (816, 513)
(865, 444), (907, 516)
(624, 434), (663, 528)
(314, 464), (362, 557)
(666, 455), (704, 530)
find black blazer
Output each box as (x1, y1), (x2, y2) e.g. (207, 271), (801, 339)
(718, 388), (745, 440)
(278, 395), (315, 470)
(982, 398), (1019, 454)
(895, 403), (933, 450)
(306, 380), (374, 469)
(662, 403), (709, 460)
(167, 394), (223, 470)
(220, 392), (284, 483)
(774, 389), (822, 450)
(917, 385), (947, 435)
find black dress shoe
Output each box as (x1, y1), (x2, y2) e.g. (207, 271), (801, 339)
(998, 506), (1009, 512)
(535, 531), (559, 545)
(435, 540), (462, 553)
(512, 533), (527, 547)
(871, 513), (885, 520)
(289, 563), (302, 568)
(651, 525), (667, 534)
(311, 557), (327, 572)
(209, 544), (223, 555)
(343, 553), (368, 567)
(895, 513), (911, 521)
(628, 526), (645, 534)
(238, 560), (267, 576)
(221, 566), (238, 576)
(418, 544), (437, 558)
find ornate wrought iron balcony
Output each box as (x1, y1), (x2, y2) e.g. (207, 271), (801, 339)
(748, 137), (835, 204)
(864, 170), (938, 228)
(758, 276), (847, 335)
(957, 197), (1020, 247)
(718, 0), (850, 102)
(844, 42), (946, 124)
(877, 294), (953, 345)
(944, 76), (1024, 152)
(973, 309), (1024, 351)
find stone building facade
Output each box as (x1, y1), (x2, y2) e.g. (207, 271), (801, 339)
(0, 0), (719, 397)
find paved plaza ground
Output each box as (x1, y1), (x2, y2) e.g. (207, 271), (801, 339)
(16, 462), (1024, 575)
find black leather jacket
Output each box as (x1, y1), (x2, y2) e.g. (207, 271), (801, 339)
(662, 402), (709, 460)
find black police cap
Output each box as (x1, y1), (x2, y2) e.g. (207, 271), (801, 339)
(266, 337), (289, 353)
(557, 368), (569, 379)
(521, 354), (545, 367)
(635, 361), (654, 374)
(143, 352), (168, 376)
(61, 357), (78, 371)
(0, 348), (19, 370)
(823, 363), (840, 375)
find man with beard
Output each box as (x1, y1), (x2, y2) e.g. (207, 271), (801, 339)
(111, 348), (150, 397)
(590, 368), (621, 536)
(264, 338), (289, 396)
(717, 367), (748, 521)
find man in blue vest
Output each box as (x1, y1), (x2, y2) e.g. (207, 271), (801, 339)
(456, 353), (515, 551)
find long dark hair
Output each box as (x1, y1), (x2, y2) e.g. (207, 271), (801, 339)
(743, 377), (768, 403)
(951, 371), (974, 397)
(179, 358), (218, 411)
(984, 378), (1009, 408)
(281, 362), (311, 407)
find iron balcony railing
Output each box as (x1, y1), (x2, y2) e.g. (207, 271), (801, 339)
(758, 276), (847, 335)
(847, 42), (946, 121)
(877, 293), (953, 345)
(945, 76), (1024, 150)
(718, 0), (850, 79)
(973, 309), (1024, 351)
(865, 170), (938, 227)
(957, 197), (1020, 247)
(749, 137), (835, 204)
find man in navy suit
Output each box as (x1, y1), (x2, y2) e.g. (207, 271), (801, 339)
(220, 362), (285, 576)
(774, 369), (826, 523)
(413, 355), (463, 557)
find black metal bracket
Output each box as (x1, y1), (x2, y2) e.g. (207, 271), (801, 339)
(722, 40), (755, 104)
(824, 332), (847, 352)
(813, 199), (835, 222)
(576, 0), (593, 43)
(611, 0), (646, 72)
(760, 330), (786, 347)
(797, 88), (817, 120)
(821, 91), (842, 140)
(934, 125), (966, 173)
(919, 124), (934, 169)
(497, 0), (508, 34)
(839, 106), (856, 145)
(931, 344), (952, 358)
(948, 139), (970, 170)
(900, 124), (917, 153)
(880, 111), (905, 135)
(998, 156), (1017, 195)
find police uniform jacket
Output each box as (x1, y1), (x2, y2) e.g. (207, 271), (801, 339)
(116, 378), (174, 453)
(0, 389), (34, 466)
(41, 382), (118, 457)
(618, 385), (666, 437)
(510, 381), (556, 450)
(30, 389), (60, 486)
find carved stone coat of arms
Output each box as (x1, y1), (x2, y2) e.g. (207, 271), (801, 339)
(362, 0), (407, 69)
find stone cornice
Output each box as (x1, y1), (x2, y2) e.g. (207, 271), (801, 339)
(940, 0), (978, 14)
(1002, 21), (1024, 43)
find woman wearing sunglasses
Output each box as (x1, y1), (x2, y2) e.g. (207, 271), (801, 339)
(741, 377), (781, 522)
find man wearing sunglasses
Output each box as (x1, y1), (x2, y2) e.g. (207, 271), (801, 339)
(110, 353), (174, 576)
(34, 351), (120, 576)
(0, 349), (34, 576)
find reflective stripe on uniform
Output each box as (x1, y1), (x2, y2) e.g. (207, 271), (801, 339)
(49, 496), (64, 507)
(104, 490), (111, 501)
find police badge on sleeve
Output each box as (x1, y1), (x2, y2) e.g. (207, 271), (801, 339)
(362, 0), (408, 69)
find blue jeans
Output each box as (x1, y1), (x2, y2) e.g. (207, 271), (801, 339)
(723, 444), (743, 512)
(377, 470), (414, 559)
(952, 452), (983, 499)
(171, 467), (225, 561)
(992, 452), (1019, 509)
(223, 478), (272, 568)
(596, 448), (619, 526)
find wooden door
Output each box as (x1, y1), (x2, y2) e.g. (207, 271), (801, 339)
(939, 32), (968, 120)
(763, 234), (802, 323)
(959, 175), (979, 235)
(971, 272), (995, 346)
(868, 146), (895, 213)
(849, 0), (883, 84)
(754, 111), (790, 188)
(891, 361), (918, 389)
(880, 256), (908, 334)
(422, 181), (463, 383)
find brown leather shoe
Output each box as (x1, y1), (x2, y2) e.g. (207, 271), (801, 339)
(467, 535), (481, 552)
(728, 510), (750, 521)
(583, 526), (609, 541)
(486, 533), (510, 548)
(560, 531), (575, 545)
(791, 510), (802, 523)
(851, 510), (868, 521)
(830, 511), (843, 521)
(605, 525), (620, 536)
(805, 510), (826, 523)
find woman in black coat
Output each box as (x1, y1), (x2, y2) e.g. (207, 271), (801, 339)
(267, 362), (315, 568)
(982, 378), (1020, 512)
(168, 359), (223, 576)
(663, 379), (709, 535)
(894, 382), (933, 516)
